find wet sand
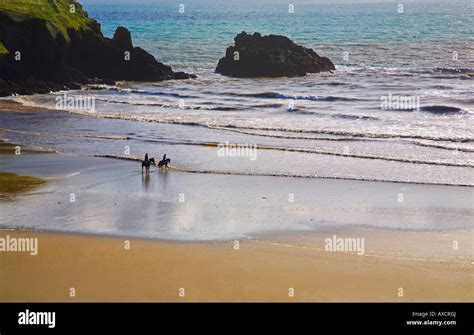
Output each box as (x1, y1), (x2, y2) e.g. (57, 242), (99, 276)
(0, 141), (472, 301)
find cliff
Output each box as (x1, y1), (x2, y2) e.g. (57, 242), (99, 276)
(0, 0), (195, 96)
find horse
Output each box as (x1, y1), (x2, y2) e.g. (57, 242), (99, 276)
(158, 158), (170, 168)
(142, 157), (155, 173)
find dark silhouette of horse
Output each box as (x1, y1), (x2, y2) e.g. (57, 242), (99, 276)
(142, 157), (155, 173)
(158, 158), (170, 168)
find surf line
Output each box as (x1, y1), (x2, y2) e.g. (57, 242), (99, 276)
(0, 127), (130, 140)
(90, 154), (473, 187)
(92, 140), (472, 168)
(247, 240), (470, 264)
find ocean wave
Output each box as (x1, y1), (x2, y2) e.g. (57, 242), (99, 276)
(0, 128), (130, 141)
(94, 95), (283, 111)
(411, 140), (474, 153)
(335, 65), (474, 78)
(136, 132), (474, 154)
(331, 113), (380, 121)
(420, 105), (468, 115)
(222, 91), (362, 101)
(288, 109), (381, 121)
(96, 94), (284, 110)
(326, 82), (349, 86)
(94, 97), (244, 111)
(12, 97), (474, 144)
(104, 87), (200, 99)
(94, 98), (166, 107)
(231, 143), (474, 168)
(203, 126), (474, 152)
(430, 85), (454, 90)
(93, 137), (473, 169)
(214, 125), (474, 143)
(206, 127), (376, 142)
(251, 103), (283, 108)
(432, 67), (473, 75)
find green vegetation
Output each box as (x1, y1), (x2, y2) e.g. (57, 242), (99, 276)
(0, 140), (47, 155)
(0, 172), (47, 201)
(0, 0), (92, 39)
(0, 42), (9, 55)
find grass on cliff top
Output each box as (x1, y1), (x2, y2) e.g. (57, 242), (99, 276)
(0, 42), (9, 55)
(0, 0), (92, 39)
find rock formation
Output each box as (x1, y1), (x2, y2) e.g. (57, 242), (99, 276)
(216, 32), (335, 78)
(0, 1), (195, 96)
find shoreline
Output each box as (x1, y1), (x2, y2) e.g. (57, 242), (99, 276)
(1, 152), (472, 238)
(0, 103), (472, 302)
(1, 0), (473, 304)
(1, 97), (473, 187)
(1, 224), (472, 248)
(0, 150), (472, 302)
(96, 154), (474, 187)
(0, 143), (473, 239)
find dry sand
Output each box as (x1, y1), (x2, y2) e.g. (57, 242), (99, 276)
(0, 229), (472, 302)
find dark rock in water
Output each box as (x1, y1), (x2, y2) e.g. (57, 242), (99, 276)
(173, 71), (197, 80)
(66, 82), (82, 90)
(216, 32), (335, 78)
(112, 26), (133, 50)
(0, 2), (195, 96)
(101, 78), (117, 86)
(0, 79), (59, 96)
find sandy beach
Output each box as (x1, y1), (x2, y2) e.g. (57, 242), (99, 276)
(0, 135), (472, 301)
(1, 6), (474, 334)
(0, 228), (472, 302)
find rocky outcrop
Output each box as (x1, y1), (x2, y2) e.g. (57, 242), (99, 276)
(216, 32), (335, 78)
(0, 2), (195, 97)
(112, 26), (133, 50)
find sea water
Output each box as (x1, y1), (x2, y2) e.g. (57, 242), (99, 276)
(1, 0), (473, 185)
